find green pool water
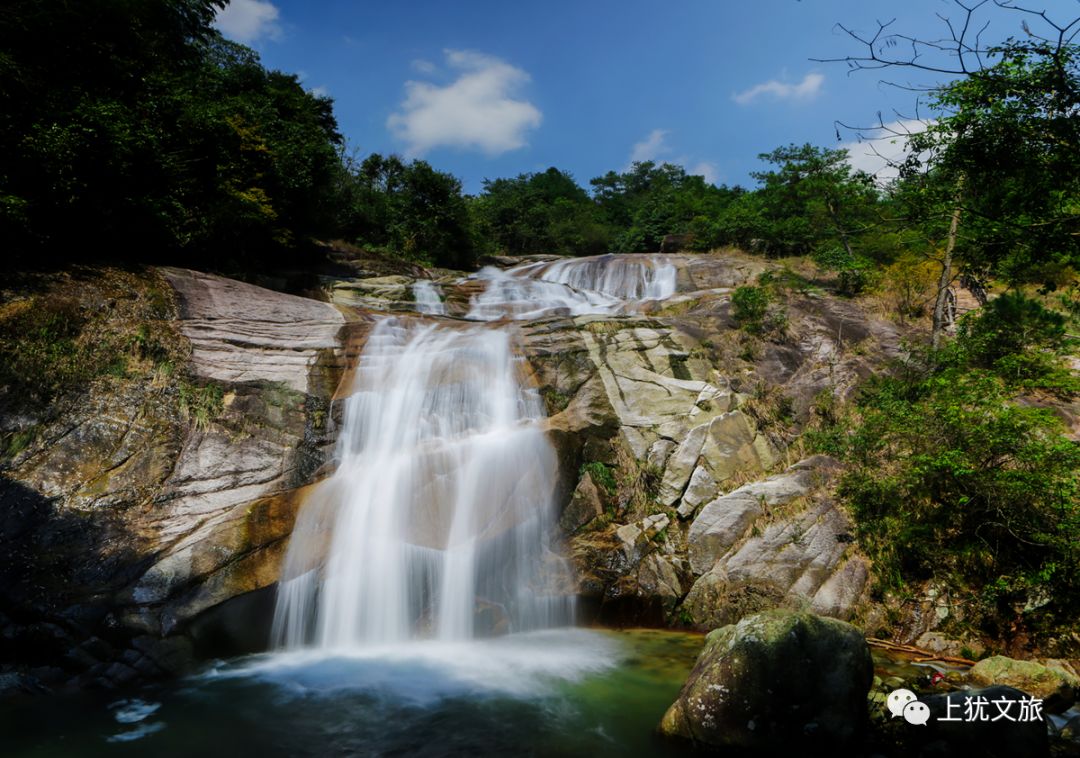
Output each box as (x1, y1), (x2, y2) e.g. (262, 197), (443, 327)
(2, 628), (706, 758)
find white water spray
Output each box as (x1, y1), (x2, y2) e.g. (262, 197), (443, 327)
(272, 318), (574, 649)
(467, 254), (677, 320)
(412, 280), (446, 316)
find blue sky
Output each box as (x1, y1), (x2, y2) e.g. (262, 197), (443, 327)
(212, 0), (1049, 193)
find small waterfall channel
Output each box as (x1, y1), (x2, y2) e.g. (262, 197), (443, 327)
(467, 253), (677, 320)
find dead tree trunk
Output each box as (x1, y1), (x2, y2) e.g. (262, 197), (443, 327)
(932, 192), (963, 349)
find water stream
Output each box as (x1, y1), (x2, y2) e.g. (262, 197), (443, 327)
(274, 254), (676, 650)
(467, 253), (677, 320)
(412, 279), (446, 316)
(3, 630), (706, 757)
(272, 318), (575, 648)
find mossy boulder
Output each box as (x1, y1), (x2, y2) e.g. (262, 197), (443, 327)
(969, 656), (1079, 713)
(659, 609), (872, 751)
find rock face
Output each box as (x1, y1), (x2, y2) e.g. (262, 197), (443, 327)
(128, 270), (348, 632)
(659, 609), (873, 751)
(682, 457), (870, 628)
(969, 656), (1080, 713)
(517, 251), (898, 626)
(1, 268), (353, 690)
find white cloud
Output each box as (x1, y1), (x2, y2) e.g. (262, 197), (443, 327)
(629, 129), (670, 164)
(387, 50), (542, 157)
(214, 0), (282, 43)
(840, 119), (935, 183)
(689, 161), (719, 185)
(411, 59), (437, 74)
(625, 130), (719, 184)
(733, 72), (824, 105)
(310, 85), (330, 98)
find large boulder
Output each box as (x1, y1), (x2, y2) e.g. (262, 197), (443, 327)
(680, 456), (869, 628)
(969, 656), (1079, 713)
(659, 609), (873, 751)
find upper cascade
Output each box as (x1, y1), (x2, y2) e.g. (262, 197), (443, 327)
(466, 254), (678, 321)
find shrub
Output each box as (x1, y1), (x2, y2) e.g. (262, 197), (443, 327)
(958, 292), (1067, 368)
(178, 381), (225, 430)
(580, 461), (617, 496)
(813, 247), (875, 296)
(732, 286), (770, 333)
(877, 255), (940, 321)
(733, 285), (787, 338)
(815, 298), (1080, 641)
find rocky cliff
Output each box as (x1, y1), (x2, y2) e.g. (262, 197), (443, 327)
(0, 251), (909, 693)
(1, 267), (357, 691)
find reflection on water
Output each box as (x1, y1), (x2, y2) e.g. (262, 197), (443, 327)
(1, 629), (705, 758)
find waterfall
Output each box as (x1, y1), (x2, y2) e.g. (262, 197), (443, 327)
(272, 318), (575, 649)
(412, 280), (446, 316)
(467, 254), (677, 321)
(527, 255), (678, 301)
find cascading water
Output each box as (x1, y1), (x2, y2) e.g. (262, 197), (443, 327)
(272, 318), (575, 649)
(412, 279), (447, 316)
(525, 255), (678, 301)
(17, 256), (704, 755)
(467, 253), (678, 321)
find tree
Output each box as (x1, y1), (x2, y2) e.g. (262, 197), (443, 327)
(814, 296), (1080, 641)
(0, 0), (347, 268)
(819, 0), (1080, 341)
(723, 145), (884, 293)
(343, 154), (476, 269)
(474, 167), (609, 256)
(590, 161), (736, 253)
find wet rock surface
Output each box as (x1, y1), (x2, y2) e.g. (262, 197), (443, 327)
(969, 656), (1080, 713)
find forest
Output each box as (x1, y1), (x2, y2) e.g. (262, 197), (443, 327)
(2, 0), (1079, 647)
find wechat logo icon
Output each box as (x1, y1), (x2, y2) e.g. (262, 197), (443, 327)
(887, 689), (929, 725)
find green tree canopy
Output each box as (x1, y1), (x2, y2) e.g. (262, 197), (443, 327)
(342, 153), (476, 269)
(1, 0), (344, 268)
(904, 39), (1080, 288)
(474, 167), (609, 256)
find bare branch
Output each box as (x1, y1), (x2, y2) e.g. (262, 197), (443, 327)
(813, 0), (1080, 81)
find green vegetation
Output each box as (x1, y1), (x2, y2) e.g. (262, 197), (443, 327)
(3, 0), (1076, 298)
(340, 153), (477, 269)
(0, 270), (182, 411)
(580, 461), (617, 496)
(0, 268), (187, 459)
(731, 285), (787, 338)
(812, 296), (1080, 641)
(540, 387), (572, 414)
(473, 167), (609, 257)
(1, 1), (343, 268)
(731, 286), (769, 333)
(178, 381), (225, 430)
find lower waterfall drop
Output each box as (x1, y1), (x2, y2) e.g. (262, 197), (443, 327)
(271, 317), (575, 649)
